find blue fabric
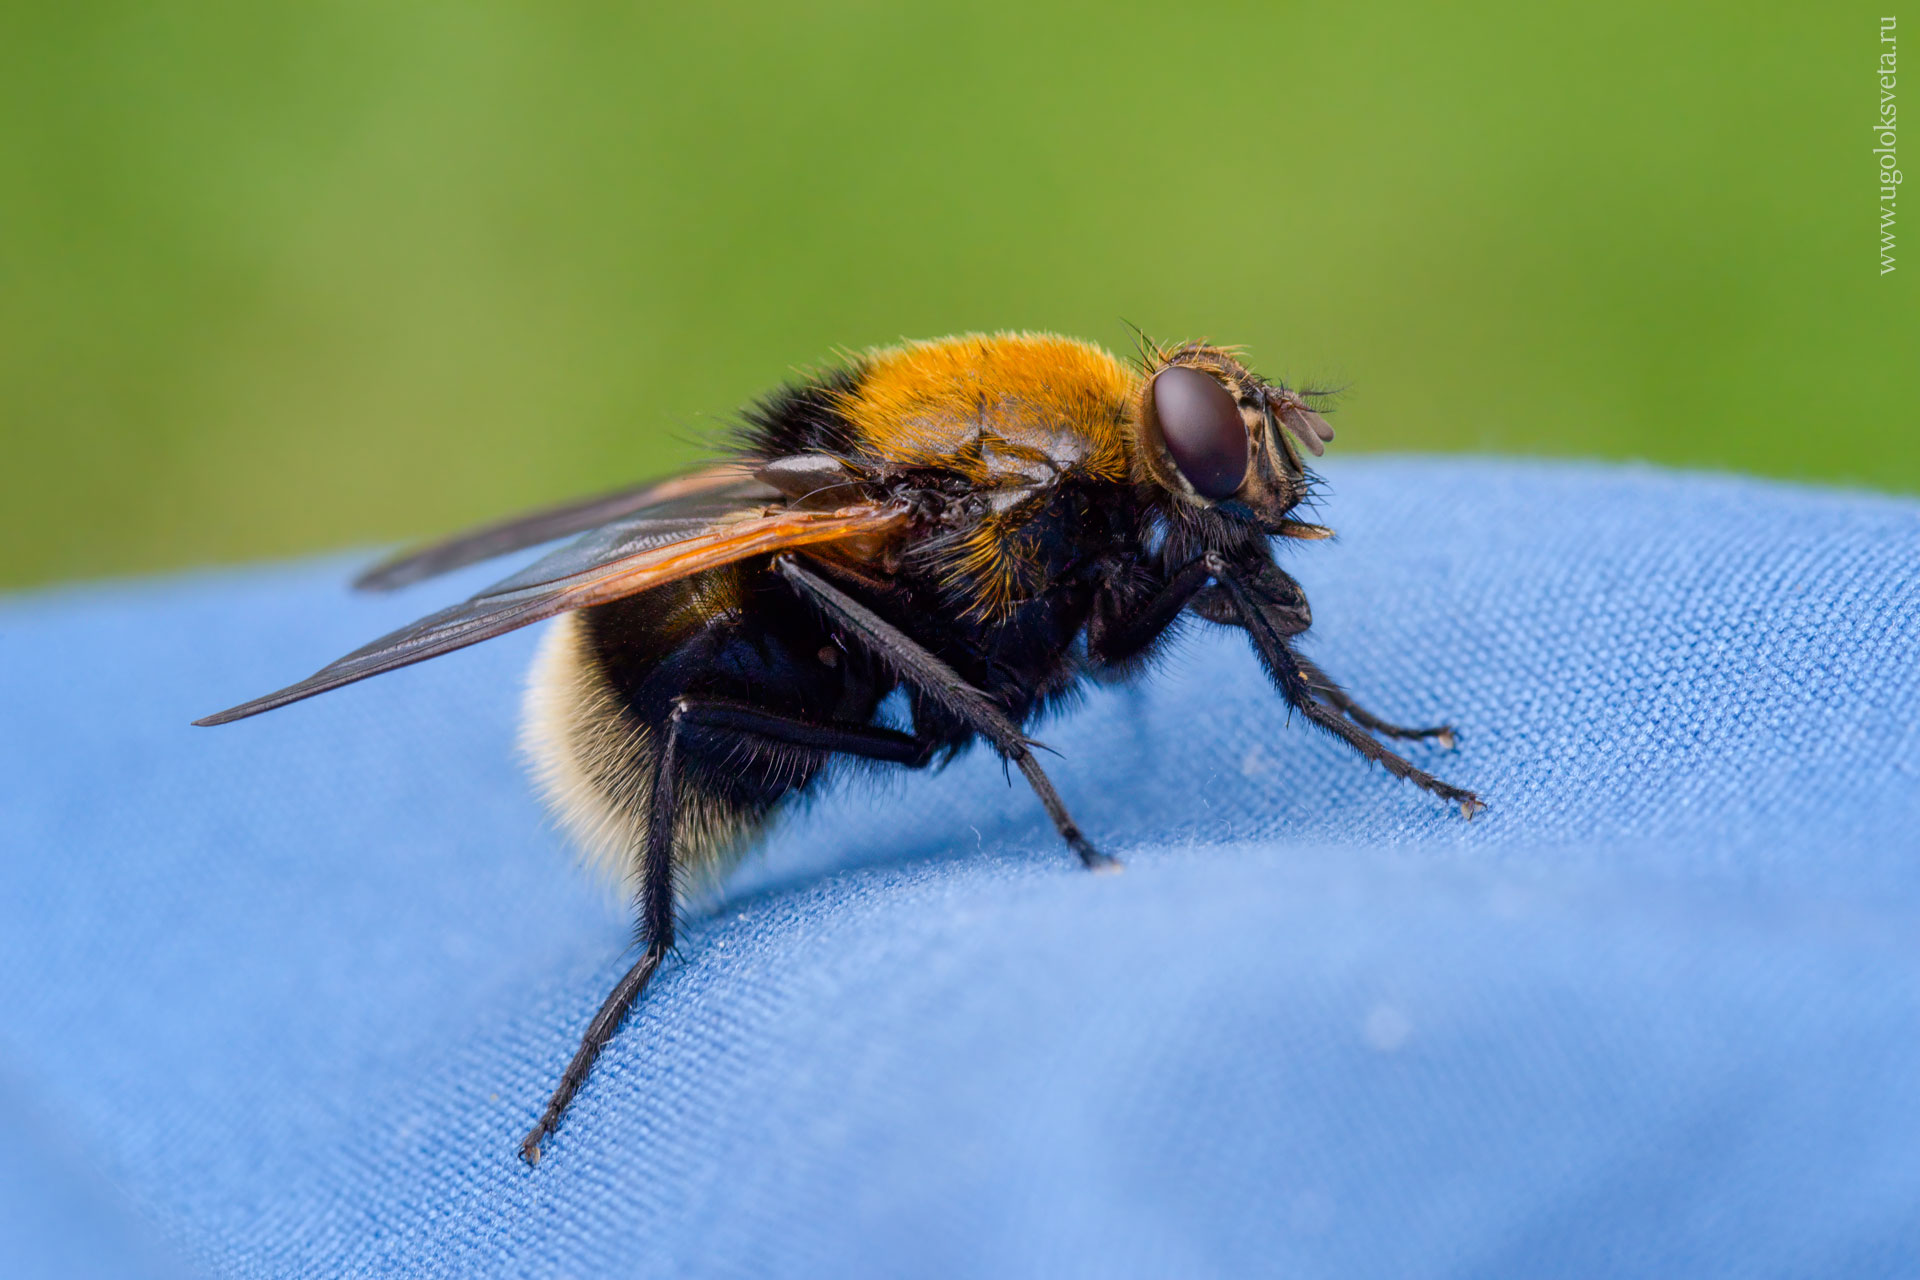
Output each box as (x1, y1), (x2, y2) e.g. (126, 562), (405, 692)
(2, 458), (1917, 1278)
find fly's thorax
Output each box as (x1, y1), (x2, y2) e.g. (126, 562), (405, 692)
(832, 332), (1136, 485)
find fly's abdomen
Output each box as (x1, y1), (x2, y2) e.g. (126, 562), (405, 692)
(521, 610), (754, 898)
(521, 565), (885, 897)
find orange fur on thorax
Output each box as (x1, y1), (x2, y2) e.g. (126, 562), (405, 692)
(834, 334), (1143, 619)
(837, 333), (1138, 483)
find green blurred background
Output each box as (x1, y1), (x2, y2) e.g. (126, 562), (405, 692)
(2, 2), (1910, 590)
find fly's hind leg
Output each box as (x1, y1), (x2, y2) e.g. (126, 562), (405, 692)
(519, 697), (935, 1165)
(1293, 653), (1458, 748)
(518, 705), (687, 1166)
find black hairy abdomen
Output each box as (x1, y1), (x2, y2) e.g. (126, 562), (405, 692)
(580, 565), (891, 813)
(736, 363), (867, 460)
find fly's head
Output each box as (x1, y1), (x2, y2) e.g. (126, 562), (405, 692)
(1129, 340), (1335, 541)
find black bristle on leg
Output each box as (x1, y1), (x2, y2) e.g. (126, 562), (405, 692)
(519, 945), (665, 1165)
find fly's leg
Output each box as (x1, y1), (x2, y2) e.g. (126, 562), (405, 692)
(1199, 558), (1458, 746)
(518, 706), (686, 1166)
(1095, 551), (1467, 801)
(1085, 555), (1218, 665)
(776, 556), (1115, 871)
(1293, 653), (1458, 748)
(519, 697), (936, 1165)
(1211, 564), (1483, 818)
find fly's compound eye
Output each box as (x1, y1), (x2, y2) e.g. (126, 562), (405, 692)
(1145, 366), (1249, 502)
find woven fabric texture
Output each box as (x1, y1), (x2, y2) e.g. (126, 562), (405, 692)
(1, 458), (1916, 1278)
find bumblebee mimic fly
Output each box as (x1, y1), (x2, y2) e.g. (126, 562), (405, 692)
(198, 332), (1483, 1163)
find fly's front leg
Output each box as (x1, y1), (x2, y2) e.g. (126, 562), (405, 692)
(1212, 564), (1483, 818)
(1189, 554), (1310, 633)
(1199, 559), (1456, 745)
(1294, 653), (1457, 747)
(520, 696), (939, 1165)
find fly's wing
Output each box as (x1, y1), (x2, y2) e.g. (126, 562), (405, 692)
(196, 501), (909, 725)
(352, 463), (775, 592)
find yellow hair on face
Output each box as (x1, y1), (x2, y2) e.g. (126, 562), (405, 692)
(837, 332), (1138, 483)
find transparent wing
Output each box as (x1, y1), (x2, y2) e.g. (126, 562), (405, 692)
(352, 463), (775, 592)
(197, 501), (910, 725)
